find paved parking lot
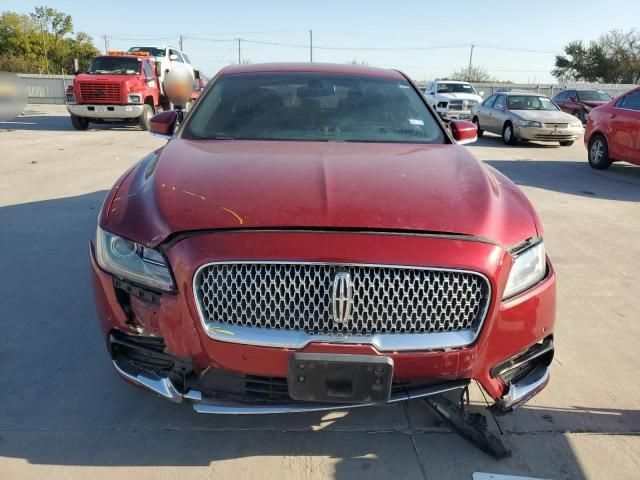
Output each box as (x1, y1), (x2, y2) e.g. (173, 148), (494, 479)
(1, 105), (639, 479)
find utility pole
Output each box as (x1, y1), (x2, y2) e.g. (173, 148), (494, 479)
(237, 38), (241, 64)
(467, 44), (475, 82)
(179, 35), (184, 51)
(102, 34), (109, 53)
(309, 30), (313, 62)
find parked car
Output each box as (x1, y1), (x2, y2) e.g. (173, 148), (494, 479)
(422, 80), (483, 120)
(585, 87), (640, 169)
(553, 89), (611, 124)
(91, 63), (555, 415)
(472, 91), (584, 145)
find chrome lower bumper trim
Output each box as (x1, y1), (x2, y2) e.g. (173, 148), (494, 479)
(112, 360), (183, 403)
(199, 321), (480, 353)
(66, 103), (144, 119)
(498, 365), (549, 411)
(112, 359), (468, 414)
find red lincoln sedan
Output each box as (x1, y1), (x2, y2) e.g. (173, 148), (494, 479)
(90, 63), (555, 414)
(585, 86), (640, 169)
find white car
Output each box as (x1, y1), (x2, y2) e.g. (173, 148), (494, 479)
(128, 46), (195, 95)
(422, 81), (484, 120)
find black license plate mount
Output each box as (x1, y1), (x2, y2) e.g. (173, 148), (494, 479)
(288, 353), (393, 404)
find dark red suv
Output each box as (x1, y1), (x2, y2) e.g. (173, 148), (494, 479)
(553, 89), (611, 124)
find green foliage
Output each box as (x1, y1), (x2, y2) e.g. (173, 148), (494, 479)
(553, 30), (640, 84)
(444, 65), (496, 83)
(0, 6), (98, 73)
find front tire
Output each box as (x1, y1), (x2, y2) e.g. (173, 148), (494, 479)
(138, 104), (154, 131)
(588, 134), (612, 170)
(502, 122), (517, 145)
(472, 117), (484, 138)
(559, 140), (574, 146)
(70, 115), (89, 130)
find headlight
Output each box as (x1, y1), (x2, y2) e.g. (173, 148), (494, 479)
(503, 241), (546, 299)
(95, 226), (174, 291)
(517, 120), (542, 128)
(127, 93), (142, 103)
(66, 93), (76, 103)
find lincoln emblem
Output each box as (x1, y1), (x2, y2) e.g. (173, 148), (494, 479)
(331, 272), (353, 324)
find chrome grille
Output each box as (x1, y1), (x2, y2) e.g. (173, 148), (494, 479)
(195, 263), (490, 335)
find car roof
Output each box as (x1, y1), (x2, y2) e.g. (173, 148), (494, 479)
(501, 90), (546, 96)
(436, 80), (471, 84)
(218, 62), (406, 80)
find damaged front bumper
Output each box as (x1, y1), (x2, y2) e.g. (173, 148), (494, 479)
(110, 331), (552, 414)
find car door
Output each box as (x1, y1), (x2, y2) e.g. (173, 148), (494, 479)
(489, 94), (507, 133)
(610, 90), (640, 164)
(476, 94), (496, 131)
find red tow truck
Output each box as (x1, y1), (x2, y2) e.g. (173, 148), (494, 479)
(66, 51), (170, 130)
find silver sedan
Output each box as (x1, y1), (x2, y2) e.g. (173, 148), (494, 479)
(471, 92), (584, 146)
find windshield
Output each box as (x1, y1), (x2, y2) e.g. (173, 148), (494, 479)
(128, 47), (166, 57)
(88, 57), (140, 75)
(507, 95), (558, 111)
(183, 73), (445, 144)
(437, 83), (476, 94)
(577, 90), (611, 102)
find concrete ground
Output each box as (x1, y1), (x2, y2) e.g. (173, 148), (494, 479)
(1, 105), (639, 480)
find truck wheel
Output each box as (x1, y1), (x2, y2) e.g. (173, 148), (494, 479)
(502, 122), (517, 145)
(70, 115), (89, 130)
(472, 117), (483, 138)
(138, 104), (154, 131)
(588, 134), (612, 170)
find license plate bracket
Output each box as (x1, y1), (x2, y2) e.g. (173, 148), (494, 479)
(288, 353), (393, 404)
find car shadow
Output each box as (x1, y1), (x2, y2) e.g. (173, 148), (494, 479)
(485, 158), (640, 202)
(0, 109), (144, 132)
(2, 191), (634, 479)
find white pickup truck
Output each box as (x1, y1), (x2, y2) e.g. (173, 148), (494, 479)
(422, 81), (484, 120)
(128, 46), (195, 96)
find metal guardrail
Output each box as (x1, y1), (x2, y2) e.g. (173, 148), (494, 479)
(17, 73), (75, 105)
(14, 74), (640, 105)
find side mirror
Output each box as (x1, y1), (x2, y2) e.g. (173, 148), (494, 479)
(450, 120), (477, 145)
(71, 58), (80, 75)
(193, 69), (200, 80)
(149, 110), (178, 139)
(169, 54), (179, 61)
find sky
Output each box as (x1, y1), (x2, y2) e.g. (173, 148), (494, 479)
(3, 0), (640, 83)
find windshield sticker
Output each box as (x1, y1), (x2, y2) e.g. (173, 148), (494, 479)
(408, 119), (424, 126)
(377, 127), (428, 137)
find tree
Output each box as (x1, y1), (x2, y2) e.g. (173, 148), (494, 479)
(445, 65), (496, 82)
(553, 29), (640, 84)
(349, 58), (369, 67)
(0, 6), (98, 74)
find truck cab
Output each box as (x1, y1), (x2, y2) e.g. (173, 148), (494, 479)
(66, 51), (160, 130)
(422, 81), (483, 121)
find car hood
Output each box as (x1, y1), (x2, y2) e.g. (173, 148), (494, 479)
(103, 140), (539, 248)
(512, 109), (579, 123)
